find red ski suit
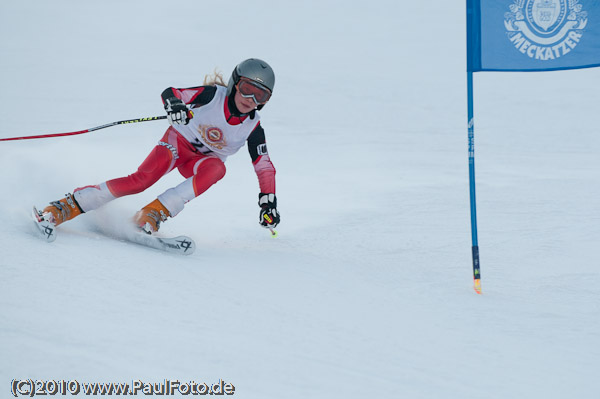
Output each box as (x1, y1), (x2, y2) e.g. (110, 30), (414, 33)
(73, 85), (276, 217)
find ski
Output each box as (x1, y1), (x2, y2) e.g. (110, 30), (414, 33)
(32, 206), (57, 242)
(32, 206), (195, 255)
(113, 230), (196, 255)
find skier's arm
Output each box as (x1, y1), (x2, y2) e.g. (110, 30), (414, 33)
(247, 123), (276, 194)
(161, 86), (217, 107)
(248, 123), (279, 228)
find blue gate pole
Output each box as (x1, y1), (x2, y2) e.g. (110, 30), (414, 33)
(467, 70), (482, 294)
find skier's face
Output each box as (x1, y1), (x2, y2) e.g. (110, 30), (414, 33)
(234, 78), (272, 114)
(234, 90), (259, 114)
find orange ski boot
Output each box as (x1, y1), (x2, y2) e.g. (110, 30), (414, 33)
(133, 199), (170, 234)
(42, 193), (83, 226)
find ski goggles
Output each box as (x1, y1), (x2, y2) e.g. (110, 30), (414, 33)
(236, 78), (272, 104)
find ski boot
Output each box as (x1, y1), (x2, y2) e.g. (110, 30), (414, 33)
(133, 199), (170, 234)
(42, 193), (83, 226)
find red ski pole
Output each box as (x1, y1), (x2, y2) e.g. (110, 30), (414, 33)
(0, 115), (167, 142)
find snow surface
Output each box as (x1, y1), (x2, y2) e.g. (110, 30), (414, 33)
(1, 1), (599, 398)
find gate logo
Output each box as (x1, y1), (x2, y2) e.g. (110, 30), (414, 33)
(504, 0), (588, 61)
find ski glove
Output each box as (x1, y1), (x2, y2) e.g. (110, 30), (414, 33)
(164, 97), (192, 125)
(258, 193), (280, 228)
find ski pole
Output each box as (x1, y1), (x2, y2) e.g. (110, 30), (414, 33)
(262, 213), (278, 237)
(0, 115), (167, 142)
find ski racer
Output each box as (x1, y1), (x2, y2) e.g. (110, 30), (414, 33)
(38, 58), (280, 234)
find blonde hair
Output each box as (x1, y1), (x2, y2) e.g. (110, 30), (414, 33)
(203, 69), (227, 87)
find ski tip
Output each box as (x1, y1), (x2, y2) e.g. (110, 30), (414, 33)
(474, 279), (482, 294)
(32, 206), (42, 222)
(154, 235), (196, 255)
(32, 206), (57, 242)
(174, 236), (196, 255)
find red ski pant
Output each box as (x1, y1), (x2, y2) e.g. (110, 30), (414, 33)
(106, 127), (226, 198)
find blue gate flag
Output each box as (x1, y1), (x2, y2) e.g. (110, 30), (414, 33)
(468, 0), (600, 71)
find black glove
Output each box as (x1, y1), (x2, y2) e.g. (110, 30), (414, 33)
(258, 193), (280, 228)
(164, 97), (192, 125)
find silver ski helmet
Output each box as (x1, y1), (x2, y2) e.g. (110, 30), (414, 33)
(227, 58), (275, 110)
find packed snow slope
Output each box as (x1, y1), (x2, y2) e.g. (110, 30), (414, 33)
(1, 1), (599, 398)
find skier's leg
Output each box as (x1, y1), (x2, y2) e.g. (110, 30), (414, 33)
(161, 156), (227, 215)
(134, 155), (226, 232)
(73, 129), (179, 213)
(42, 129), (178, 226)
(105, 131), (179, 197)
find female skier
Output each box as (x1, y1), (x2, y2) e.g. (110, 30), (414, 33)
(38, 58), (280, 234)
